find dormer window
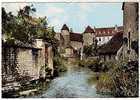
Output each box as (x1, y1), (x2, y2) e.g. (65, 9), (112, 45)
(108, 31), (110, 34)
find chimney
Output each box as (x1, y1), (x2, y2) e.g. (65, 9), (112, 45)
(93, 26), (96, 32)
(34, 39), (44, 48)
(115, 24), (118, 31)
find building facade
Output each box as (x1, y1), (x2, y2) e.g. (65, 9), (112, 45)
(95, 25), (123, 46)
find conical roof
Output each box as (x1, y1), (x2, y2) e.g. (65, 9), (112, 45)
(61, 24), (69, 31)
(84, 26), (94, 33)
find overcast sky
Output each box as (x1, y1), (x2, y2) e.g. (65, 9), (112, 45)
(2, 2), (123, 32)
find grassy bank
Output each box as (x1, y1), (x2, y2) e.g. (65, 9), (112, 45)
(96, 60), (139, 97)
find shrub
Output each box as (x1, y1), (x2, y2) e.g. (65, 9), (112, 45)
(53, 56), (67, 77)
(78, 58), (102, 72)
(96, 60), (139, 97)
(111, 60), (138, 97)
(96, 72), (114, 94)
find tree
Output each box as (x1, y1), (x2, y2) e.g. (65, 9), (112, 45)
(2, 5), (59, 56)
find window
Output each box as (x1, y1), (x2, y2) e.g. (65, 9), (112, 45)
(99, 38), (101, 41)
(32, 49), (38, 63)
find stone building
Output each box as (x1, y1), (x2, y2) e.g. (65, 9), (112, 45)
(2, 39), (54, 91)
(56, 24), (83, 58)
(120, 2), (139, 61)
(94, 26), (123, 46)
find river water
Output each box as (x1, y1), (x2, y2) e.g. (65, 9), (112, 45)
(34, 66), (112, 98)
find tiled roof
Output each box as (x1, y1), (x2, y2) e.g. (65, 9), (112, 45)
(61, 24), (69, 31)
(84, 26), (95, 33)
(95, 26), (123, 37)
(98, 31), (123, 54)
(2, 40), (41, 49)
(70, 32), (83, 42)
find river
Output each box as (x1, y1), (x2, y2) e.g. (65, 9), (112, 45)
(32, 66), (112, 98)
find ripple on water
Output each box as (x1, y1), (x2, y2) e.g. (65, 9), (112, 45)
(39, 67), (112, 98)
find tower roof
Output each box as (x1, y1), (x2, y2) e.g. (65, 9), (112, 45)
(84, 26), (95, 33)
(61, 24), (69, 31)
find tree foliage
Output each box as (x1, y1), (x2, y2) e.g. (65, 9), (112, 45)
(2, 5), (56, 45)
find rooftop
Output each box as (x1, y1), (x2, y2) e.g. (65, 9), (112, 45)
(70, 32), (83, 42)
(95, 26), (123, 37)
(84, 26), (95, 33)
(61, 24), (69, 31)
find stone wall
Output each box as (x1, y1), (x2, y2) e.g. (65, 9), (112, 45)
(2, 39), (49, 84)
(16, 48), (40, 80)
(83, 33), (94, 46)
(123, 2), (139, 41)
(70, 41), (83, 50)
(47, 46), (54, 75)
(34, 39), (46, 78)
(122, 2), (139, 61)
(2, 46), (44, 84)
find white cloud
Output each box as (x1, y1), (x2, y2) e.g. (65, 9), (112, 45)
(35, 6), (65, 18)
(2, 3), (30, 15)
(48, 16), (68, 32)
(47, 7), (64, 15)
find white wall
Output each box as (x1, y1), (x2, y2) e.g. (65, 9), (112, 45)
(96, 36), (112, 46)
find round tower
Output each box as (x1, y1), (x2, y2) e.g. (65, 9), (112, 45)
(61, 24), (70, 47)
(83, 25), (95, 46)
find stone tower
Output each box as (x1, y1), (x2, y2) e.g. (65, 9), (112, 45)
(122, 2), (139, 61)
(83, 26), (95, 46)
(61, 24), (70, 47)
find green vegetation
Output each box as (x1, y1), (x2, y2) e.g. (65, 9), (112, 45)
(96, 72), (114, 95)
(53, 56), (67, 77)
(2, 5), (56, 45)
(96, 60), (138, 97)
(83, 39), (98, 57)
(77, 58), (98, 68)
(111, 60), (138, 97)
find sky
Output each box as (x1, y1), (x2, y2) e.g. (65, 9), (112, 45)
(2, 2), (123, 33)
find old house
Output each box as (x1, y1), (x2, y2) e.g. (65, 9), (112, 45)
(94, 26), (123, 46)
(97, 31), (123, 61)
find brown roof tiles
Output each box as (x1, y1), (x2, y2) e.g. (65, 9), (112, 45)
(70, 32), (83, 42)
(95, 26), (123, 37)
